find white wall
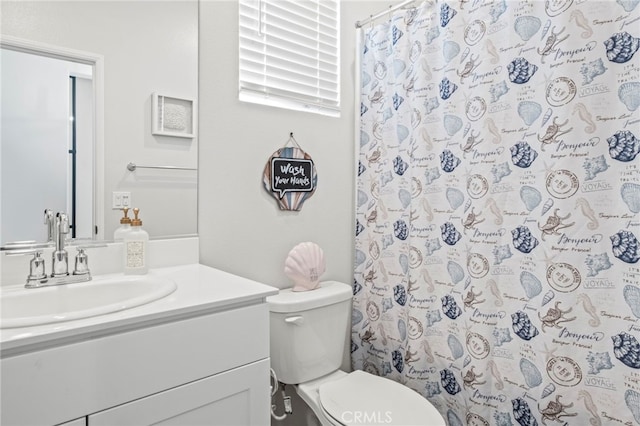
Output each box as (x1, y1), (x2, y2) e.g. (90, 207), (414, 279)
(1, 1), (198, 240)
(199, 0), (384, 289)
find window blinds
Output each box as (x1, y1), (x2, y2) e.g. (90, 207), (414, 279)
(239, 0), (340, 117)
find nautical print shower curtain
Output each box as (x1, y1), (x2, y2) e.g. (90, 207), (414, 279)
(353, 1), (639, 424)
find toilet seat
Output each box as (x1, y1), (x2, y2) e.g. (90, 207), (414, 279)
(317, 370), (445, 426)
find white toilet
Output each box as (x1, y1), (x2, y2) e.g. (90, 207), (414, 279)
(267, 281), (446, 426)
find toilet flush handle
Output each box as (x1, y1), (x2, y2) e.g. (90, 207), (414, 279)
(284, 315), (304, 325)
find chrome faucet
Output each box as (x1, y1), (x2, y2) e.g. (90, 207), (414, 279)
(23, 211), (94, 288)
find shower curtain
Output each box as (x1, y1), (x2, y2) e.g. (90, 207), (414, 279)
(353, 1), (639, 424)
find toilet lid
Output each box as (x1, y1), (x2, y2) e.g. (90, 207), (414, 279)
(318, 370), (445, 426)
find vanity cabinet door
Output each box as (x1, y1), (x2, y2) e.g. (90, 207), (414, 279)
(88, 358), (270, 426)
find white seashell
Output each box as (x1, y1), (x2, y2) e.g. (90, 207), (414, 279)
(517, 101), (542, 126)
(284, 242), (326, 291)
(464, 199), (472, 213)
(443, 114), (463, 136)
(622, 182), (640, 213)
(447, 261), (465, 284)
(443, 41), (460, 63)
(514, 16), (541, 41)
(393, 59), (406, 77)
(447, 188), (465, 210)
(520, 271), (542, 298)
(448, 334), (464, 359)
(541, 198), (554, 215)
(541, 108), (553, 126)
(520, 358), (542, 388)
(398, 189), (412, 209)
(624, 285), (640, 318)
(627, 389), (640, 424)
(463, 355), (471, 367)
(520, 185), (542, 211)
(397, 124), (410, 142)
(541, 383), (556, 399)
(619, 82), (640, 111)
(542, 290), (555, 306)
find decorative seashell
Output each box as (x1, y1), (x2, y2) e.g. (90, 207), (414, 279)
(398, 189), (412, 209)
(360, 102), (368, 117)
(396, 124), (409, 142)
(443, 114), (463, 136)
(441, 222), (462, 246)
(447, 188), (465, 210)
(489, 0), (507, 23)
(587, 351), (614, 374)
(443, 41), (460, 62)
(355, 219), (364, 237)
(397, 319), (407, 341)
(510, 141), (538, 168)
(394, 284), (407, 306)
(542, 107), (553, 126)
(393, 94), (404, 112)
(542, 290), (555, 306)
(357, 190), (368, 207)
(519, 358), (543, 388)
(392, 25), (403, 46)
(604, 31), (640, 63)
(442, 294), (463, 319)
(394, 219), (409, 241)
(507, 57), (538, 84)
(440, 77), (458, 100)
(393, 59), (406, 77)
(625, 285), (640, 318)
(355, 249), (366, 267)
(357, 161), (366, 177)
(464, 277), (471, 290)
(514, 16), (541, 41)
(622, 183), (640, 213)
(353, 281), (362, 295)
(440, 369), (461, 395)
(351, 341), (358, 354)
(581, 58), (607, 84)
(460, 46), (470, 64)
(447, 261), (465, 284)
(608, 130), (639, 162)
(611, 230), (640, 263)
(620, 82), (640, 111)
(585, 253), (613, 277)
(493, 327), (513, 346)
(440, 3), (457, 27)
(360, 130), (370, 147)
(448, 334), (464, 359)
(441, 149), (462, 172)
(617, 0), (640, 12)
(520, 271), (542, 299)
(352, 309), (364, 326)
(517, 101), (542, 126)
(393, 155), (409, 176)
(284, 242), (326, 291)
(392, 349), (404, 372)
(541, 198), (554, 216)
(399, 254), (409, 274)
(512, 226), (539, 254)
(463, 355), (472, 368)
(512, 311), (539, 341)
(512, 397), (536, 426)
(541, 383), (556, 399)
(374, 61), (387, 80)
(520, 185), (542, 211)
(612, 331), (640, 368)
(626, 389), (640, 424)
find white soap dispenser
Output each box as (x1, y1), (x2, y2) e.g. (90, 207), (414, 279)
(113, 207), (132, 241)
(123, 207), (149, 275)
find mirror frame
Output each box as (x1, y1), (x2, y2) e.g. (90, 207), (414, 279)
(1, 35), (105, 242)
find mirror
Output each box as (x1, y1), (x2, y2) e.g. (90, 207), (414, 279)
(1, 43), (98, 244)
(0, 1), (198, 245)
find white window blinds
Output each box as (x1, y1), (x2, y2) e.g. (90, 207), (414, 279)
(239, 0), (340, 117)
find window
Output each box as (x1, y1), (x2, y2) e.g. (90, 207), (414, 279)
(239, 0), (340, 117)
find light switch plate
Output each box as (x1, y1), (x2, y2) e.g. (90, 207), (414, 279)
(112, 191), (131, 209)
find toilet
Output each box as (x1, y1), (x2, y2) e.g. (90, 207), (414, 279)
(267, 281), (446, 426)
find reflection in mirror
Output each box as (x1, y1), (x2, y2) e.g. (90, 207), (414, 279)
(0, 40), (101, 245)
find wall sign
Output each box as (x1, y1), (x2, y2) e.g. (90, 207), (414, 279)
(263, 134), (317, 211)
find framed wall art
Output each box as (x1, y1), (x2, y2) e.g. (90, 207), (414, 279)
(151, 93), (196, 138)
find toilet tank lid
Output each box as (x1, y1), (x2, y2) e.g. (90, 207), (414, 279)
(267, 281), (352, 313)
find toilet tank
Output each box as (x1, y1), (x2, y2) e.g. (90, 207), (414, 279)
(267, 281), (352, 384)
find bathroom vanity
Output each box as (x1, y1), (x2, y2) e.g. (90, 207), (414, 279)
(0, 264), (278, 426)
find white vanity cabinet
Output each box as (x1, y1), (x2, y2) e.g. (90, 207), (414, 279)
(1, 265), (277, 426)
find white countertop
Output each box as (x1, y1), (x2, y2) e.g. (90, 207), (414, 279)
(0, 263), (278, 357)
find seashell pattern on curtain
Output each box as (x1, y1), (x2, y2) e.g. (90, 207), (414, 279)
(353, 1), (640, 424)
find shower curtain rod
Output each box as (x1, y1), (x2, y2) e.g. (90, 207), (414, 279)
(355, 0), (417, 28)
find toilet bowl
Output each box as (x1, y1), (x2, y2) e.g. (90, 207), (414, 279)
(267, 281), (445, 426)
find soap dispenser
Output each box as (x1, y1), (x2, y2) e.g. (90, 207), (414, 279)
(123, 207), (149, 275)
(114, 207), (132, 241)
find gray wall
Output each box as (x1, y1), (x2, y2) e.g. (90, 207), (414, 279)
(199, 0), (382, 289)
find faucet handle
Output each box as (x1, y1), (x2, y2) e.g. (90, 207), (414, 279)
(44, 209), (55, 242)
(28, 252), (47, 281)
(73, 249), (91, 276)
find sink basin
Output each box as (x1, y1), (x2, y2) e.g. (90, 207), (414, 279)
(0, 275), (177, 329)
